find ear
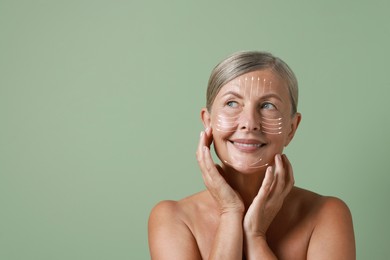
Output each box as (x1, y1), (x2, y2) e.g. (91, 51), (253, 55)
(284, 112), (302, 147)
(200, 108), (211, 129)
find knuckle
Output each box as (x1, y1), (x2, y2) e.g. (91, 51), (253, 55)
(196, 152), (202, 162)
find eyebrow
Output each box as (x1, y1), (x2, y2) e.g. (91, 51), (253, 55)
(260, 93), (284, 102)
(222, 91), (284, 102)
(222, 91), (244, 99)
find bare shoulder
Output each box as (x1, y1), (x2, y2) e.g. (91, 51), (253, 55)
(149, 199), (182, 221)
(287, 187), (351, 215)
(148, 192), (207, 260)
(292, 187), (352, 223)
(292, 188), (356, 260)
(148, 192), (204, 233)
(316, 195), (353, 222)
(289, 187), (354, 231)
(149, 191), (208, 221)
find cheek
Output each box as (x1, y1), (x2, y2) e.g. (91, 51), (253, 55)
(212, 112), (238, 133)
(260, 116), (283, 135)
(266, 124), (290, 150)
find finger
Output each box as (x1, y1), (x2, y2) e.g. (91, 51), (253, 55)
(204, 127), (213, 148)
(197, 129), (208, 156)
(281, 154), (295, 195)
(203, 146), (224, 185)
(271, 154), (286, 195)
(196, 128), (212, 162)
(197, 131), (213, 185)
(203, 146), (214, 172)
(246, 167), (274, 216)
(196, 131), (206, 171)
(257, 166), (275, 205)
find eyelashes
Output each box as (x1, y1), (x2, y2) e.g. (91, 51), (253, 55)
(214, 76), (281, 134)
(223, 76), (278, 114)
(213, 76), (278, 169)
(225, 101), (277, 111)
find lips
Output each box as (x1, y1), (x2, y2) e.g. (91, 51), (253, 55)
(229, 139), (266, 152)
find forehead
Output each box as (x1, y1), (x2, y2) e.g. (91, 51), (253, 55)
(217, 69), (289, 99)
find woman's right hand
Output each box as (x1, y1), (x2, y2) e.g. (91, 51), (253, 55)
(196, 127), (245, 215)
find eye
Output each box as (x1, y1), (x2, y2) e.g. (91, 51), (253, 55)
(226, 101), (238, 108)
(261, 102), (276, 110)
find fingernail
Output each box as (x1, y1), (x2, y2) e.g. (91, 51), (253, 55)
(200, 131), (204, 137)
(205, 127), (209, 133)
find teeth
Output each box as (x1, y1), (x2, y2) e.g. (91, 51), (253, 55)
(233, 142), (262, 148)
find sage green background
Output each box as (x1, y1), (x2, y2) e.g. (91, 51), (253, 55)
(1, 1), (389, 259)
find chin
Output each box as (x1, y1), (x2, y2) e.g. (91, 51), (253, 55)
(214, 142), (280, 174)
(221, 158), (269, 174)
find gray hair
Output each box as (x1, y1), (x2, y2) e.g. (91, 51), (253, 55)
(206, 51), (298, 115)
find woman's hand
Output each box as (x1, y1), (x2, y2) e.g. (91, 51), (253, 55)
(196, 127), (245, 214)
(243, 154), (295, 239)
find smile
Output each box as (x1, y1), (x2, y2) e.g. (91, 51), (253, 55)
(231, 142), (263, 148)
(229, 139), (266, 152)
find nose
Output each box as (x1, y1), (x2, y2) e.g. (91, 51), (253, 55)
(238, 106), (260, 132)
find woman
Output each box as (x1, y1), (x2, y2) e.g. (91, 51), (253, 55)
(148, 51), (355, 259)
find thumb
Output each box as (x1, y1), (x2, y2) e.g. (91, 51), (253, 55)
(255, 166), (275, 205)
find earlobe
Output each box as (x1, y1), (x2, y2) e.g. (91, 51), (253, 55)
(200, 108), (211, 129)
(284, 113), (302, 147)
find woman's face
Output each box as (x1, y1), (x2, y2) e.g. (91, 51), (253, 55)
(203, 69), (300, 173)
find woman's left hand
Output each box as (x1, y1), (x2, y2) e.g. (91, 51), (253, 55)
(243, 154), (295, 239)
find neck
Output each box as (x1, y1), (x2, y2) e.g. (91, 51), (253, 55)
(221, 164), (267, 210)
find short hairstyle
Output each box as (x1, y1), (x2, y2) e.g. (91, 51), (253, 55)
(206, 51), (298, 115)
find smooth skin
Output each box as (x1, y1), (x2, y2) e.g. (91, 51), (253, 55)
(148, 70), (355, 259)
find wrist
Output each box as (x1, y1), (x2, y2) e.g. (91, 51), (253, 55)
(244, 228), (267, 239)
(244, 232), (267, 243)
(220, 202), (245, 216)
(244, 235), (277, 260)
(220, 210), (245, 220)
